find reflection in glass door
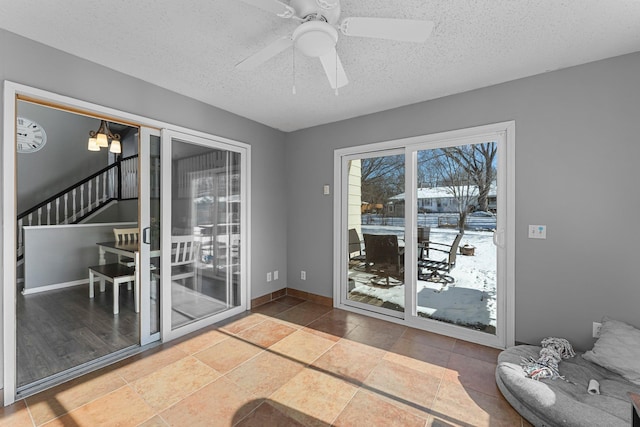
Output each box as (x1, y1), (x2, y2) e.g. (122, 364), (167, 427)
(161, 130), (247, 338)
(413, 140), (498, 335)
(343, 152), (405, 317)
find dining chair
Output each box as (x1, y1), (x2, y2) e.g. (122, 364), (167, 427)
(113, 227), (139, 267)
(153, 235), (201, 290)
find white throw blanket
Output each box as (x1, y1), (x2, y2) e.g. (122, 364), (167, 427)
(522, 337), (576, 381)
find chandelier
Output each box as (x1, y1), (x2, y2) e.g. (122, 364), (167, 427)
(87, 120), (121, 153)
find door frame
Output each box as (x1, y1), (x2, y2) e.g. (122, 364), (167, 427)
(333, 121), (515, 349)
(2, 81), (251, 405)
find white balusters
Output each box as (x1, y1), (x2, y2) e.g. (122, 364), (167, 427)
(95, 175), (100, 206)
(72, 189), (77, 222)
(87, 180), (92, 212)
(102, 171), (108, 201)
(18, 156), (141, 257)
(17, 219), (23, 256)
(121, 157), (138, 199)
(81, 185), (86, 217)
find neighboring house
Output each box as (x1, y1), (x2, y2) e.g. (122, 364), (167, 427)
(387, 183), (497, 216)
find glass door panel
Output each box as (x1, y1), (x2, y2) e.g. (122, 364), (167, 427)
(161, 131), (245, 336)
(414, 140), (498, 335)
(344, 152), (405, 316)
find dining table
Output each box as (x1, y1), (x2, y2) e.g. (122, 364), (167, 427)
(96, 240), (140, 266)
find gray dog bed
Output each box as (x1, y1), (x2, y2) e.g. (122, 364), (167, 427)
(496, 345), (637, 426)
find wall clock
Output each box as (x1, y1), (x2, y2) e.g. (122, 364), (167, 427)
(16, 116), (47, 153)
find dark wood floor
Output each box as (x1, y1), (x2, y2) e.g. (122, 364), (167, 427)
(17, 283), (140, 387)
(16, 272), (235, 388)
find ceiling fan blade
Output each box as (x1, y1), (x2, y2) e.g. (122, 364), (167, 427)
(236, 0), (296, 19)
(319, 49), (348, 89)
(236, 36), (293, 70)
(340, 17), (434, 43)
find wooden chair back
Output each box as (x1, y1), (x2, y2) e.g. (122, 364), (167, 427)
(113, 227), (139, 243)
(171, 235), (200, 267)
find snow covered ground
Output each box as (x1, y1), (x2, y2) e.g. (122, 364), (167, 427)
(350, 226), (497, 332)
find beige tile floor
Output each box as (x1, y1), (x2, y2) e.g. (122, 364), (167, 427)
(0, 296), (531, 426)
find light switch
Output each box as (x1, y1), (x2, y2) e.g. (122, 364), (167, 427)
(528, 225), (547, 239)
(323, 185), (330, 195)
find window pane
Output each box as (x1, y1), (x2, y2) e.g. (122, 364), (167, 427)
(346, 154), (405, 315)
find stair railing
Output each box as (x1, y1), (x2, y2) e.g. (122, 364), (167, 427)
(17, 155), (138, 258)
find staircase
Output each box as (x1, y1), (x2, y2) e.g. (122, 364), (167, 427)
(17, 155), (139, 260)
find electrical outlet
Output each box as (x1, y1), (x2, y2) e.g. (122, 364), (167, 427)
(301, 270), (306, 280)
(266, 272), (272, 282)
(592, 322), (602, 338)
(273, 270), (279, 280)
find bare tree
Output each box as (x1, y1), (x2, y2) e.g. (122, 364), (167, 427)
(431, 153), (474, 231)
(361, 155), (404, 219)
(443, 142), (497, 212)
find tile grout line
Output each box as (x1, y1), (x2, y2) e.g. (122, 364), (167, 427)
(22, 398), (37, 427)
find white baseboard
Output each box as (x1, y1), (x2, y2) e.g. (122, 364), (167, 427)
(22, 279), (87, 295)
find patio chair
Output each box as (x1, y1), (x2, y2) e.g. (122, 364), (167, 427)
(418, 233), (463, 283)
(348, 228), (366, 264)
(363, 234), (404, 285)
(417, 226), (430, 260)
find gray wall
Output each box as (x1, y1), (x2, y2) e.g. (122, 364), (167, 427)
(1, 29), (288, 384)
(16, 103), (110, 213)
(285, 51), (640, 352)
(84, 200), (138, 224)
(23, 222), (136, 291)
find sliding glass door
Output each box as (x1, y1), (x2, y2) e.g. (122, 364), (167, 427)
(3, 82), (251, 405)
(336, 123), (514, 348)
(409, 136), (500, 339)
(341, 150), (405, 318)
(160, 130), (248, 340)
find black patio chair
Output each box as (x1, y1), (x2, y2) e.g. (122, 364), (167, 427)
(363, 233), (404, 285)
(418, 233), (463, 283)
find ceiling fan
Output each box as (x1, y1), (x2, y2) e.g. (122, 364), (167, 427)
(235, 0), (434, 90)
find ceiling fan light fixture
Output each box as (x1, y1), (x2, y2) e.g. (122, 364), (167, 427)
(293, 21), (338, 57)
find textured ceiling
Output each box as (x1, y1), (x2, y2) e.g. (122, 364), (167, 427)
(1, 0), (639, 132)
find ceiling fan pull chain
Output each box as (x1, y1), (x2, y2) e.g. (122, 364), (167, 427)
(335, 47), (339, 96)
(292, 44), (297, 95)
